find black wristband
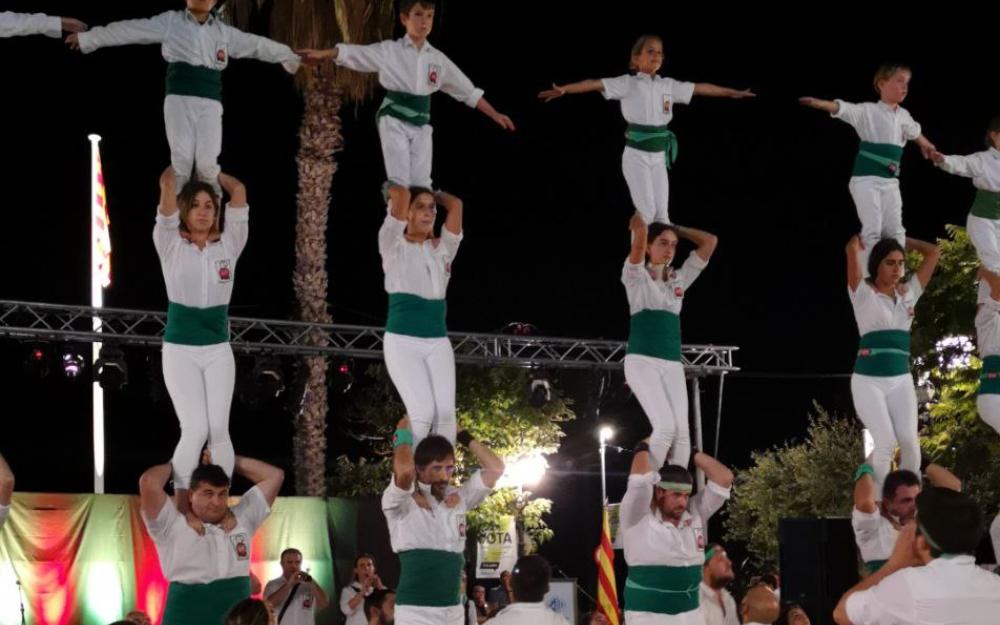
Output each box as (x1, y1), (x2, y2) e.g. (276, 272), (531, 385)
(634, 441), (650, 455)
(456, 430), (474, 447)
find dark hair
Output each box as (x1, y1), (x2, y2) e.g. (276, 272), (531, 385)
(280, 547), (302, 561)
(985, 114), (1000, 148)
(873, 62), (911, 96)
(190, 463), (230, 491)
(646, 223), (679, 263)
(882, 469), (920, 502)
(177, 180), (222, 234)
(511, 555), (551, 602)
(353, 552), (375, 580)
(408, 185), (435, 207)
(225, 599), (271, 625)
(776, 603), (809, 625)
(656, 464), (693, 489)
(365, 588), (396, 619)
(629, 34), (663, 71)
(401, 0), (436, 14)
(759, 572), (779, 589)
(916, 487), (984, 556)
(866, 238), (905, 281)
(414, 435), (455, 467)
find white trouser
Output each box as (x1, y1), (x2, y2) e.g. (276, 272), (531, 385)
(850, 373), (919, 491)
(383, 332), (456, 447)
(396, 605), (463, 625)
(378, 115), (433, 189)
(850, 176), (904, 276)
(626, 608), (706, 625)
(623, 146), (671, 224)
(624, 354), (690, 469)
(967, 213), (1000, 274)
(162, 341), (236, 489)
(164, 94), (223, 197)
(977, 394), (1000, 435)
(991, 514), (1000, 565)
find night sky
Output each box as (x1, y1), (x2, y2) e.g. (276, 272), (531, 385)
(3, 0), (999, 597)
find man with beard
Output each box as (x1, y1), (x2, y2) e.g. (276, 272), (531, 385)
(699, 543), (739, 625)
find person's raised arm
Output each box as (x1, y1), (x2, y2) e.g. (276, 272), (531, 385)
(218, 172), (247, 207)
(693, 451), (733, 489)
(462, 431), (505, 489)
(905, 237), (940, 289)
(233, 456), (284, 507)
(393, 416), (416, 492)
(628, 213), (648, 265)
(693, 83), (755, 99)
(138, 463), (172, 520)
(846, 235), (863, 292)
(0, 454), (14, 507)
(438, 191), (463, 236)
(676, 224), (718, 263)
(924, 461), (961, 492)
(853, 466), (878, 514)
(538, 79), (605, 102)
(798, 97), (840, 115)
(159, 167), (178, 217)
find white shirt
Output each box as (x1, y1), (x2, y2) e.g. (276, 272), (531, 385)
(78, 10), (300, 74)
(153, 205), (249, 309)
(335, 35), (483, 107)
(381, 472), (491, 553)
(378, 210), (462, 299)
(0, 12), (61, 38)
(939, 147), (1000, 193)
(264, 576), (318, 625)
(0, 503), (9, 529)
(488, 602), (571, 625)
(623, 252), (708, 316)
(699, 582), (740, 625)
(601, 73), (695, 127)
(621, 472), (731, 567)
(845, 555), (1000, 625)
(849, 276), (923, 337)
(977, 295), (1000, 358)
(142, 485), (270, 584)
(832, 100), (922, 148)
(339, 582), (370, 625)
(852, 507), (899, 564)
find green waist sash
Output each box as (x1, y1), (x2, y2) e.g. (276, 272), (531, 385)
(624, 565), (701, 615)
(852, 141), (903, 178)
(855, 330), (910, 376)
(979, 355), (1000, 395)
(626, 124), (678, 168)
(970, 189), (1000, 220)
(377, 90), (431, 126)
(166, 62), (223, 101)
(628, 310), (681, 362)
(164, 302), (229, 346)
(386, 293), (447, 338)
(396, 549), (465, 607)
(162, 576), (250, 625)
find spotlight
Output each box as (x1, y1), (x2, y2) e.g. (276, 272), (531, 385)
(61, 348), (86, 379)
(24, 342), (51, 378)
(528, 376), (551, 408)
(95, 345), (128, 390)
(253, 357), (285, 399)
(330, 359), (354, 394)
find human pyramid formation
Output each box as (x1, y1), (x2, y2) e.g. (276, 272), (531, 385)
(3, 1), (1000, 624)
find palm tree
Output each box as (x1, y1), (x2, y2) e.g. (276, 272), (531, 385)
(227, 0), (395, 495)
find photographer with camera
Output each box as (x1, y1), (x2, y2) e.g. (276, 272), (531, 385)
(264, 547), (329, 624)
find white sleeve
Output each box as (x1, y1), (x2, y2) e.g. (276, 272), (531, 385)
(601, 75), (631, 101)
(938, 153), (985, 179)
(334, 41), (385, 74)
(851, 507), (882, 547)
(439, 227), (463, 262)
(848, 280), (873, 305)
(0, 12), (62, 38)
(668, 78), (696, 106)
(78, 12), (171, 53)
(691, 480), (731, 523)
(845, 570), (915, 625)
(900, 109), (922, 142)
(263, 579), (283, 599)
(378, 210), (407, 270)
(458, 471), (492, 510)
(438, 52), (484, 108)
(831, 99), (865, 129)
(233, 485), (271, 534)
(906, 274), (924, 304)
(225, 26), (301, 73)
(142, 497), (179, 541)
(675, 251), (709, 289)
(221, 204), (250, 260)
(381, 477), (415, 519)
(340, 586), (361, 617)
(153, 208), (181, 260)
(620, 471), (657, 531)
(621, 259), (646, 288)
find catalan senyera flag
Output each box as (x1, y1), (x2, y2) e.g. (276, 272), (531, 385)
(594, 505), (621, 625)
(93, 143), (111, 288)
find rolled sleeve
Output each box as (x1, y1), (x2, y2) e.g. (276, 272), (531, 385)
(381, 477), (415, 519)
(142, 498), (179, 541)
(601, 75), (631, 101)
(334, 42), (384, 74)
(234, 485), (271, 534)
(439, 53), (483, 107)
(458, 471), (491, 509)
(670, 79), (696, 106)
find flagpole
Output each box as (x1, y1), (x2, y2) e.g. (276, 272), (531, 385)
(89, 134), (105, 495)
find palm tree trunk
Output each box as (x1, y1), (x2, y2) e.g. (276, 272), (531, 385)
(291, 69), (342, 496)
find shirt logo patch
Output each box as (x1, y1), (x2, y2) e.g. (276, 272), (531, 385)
(216, 259), (232, 282)
(907, 306), (914, 318)
(428, 63), (441, 87)
(445, 261), (451, 275)
(674, 286), (684, 297)
(216, 43), (228, 66)
(302, 596), (313, 608)
(457, 512), (467, 538)
(696, 531), (706, 549)
(662, 95), (672, 113)
(230, 533), (249, 560)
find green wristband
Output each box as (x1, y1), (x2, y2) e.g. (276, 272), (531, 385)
(853, 463), (875, 482)
(393, 429), (413, 448)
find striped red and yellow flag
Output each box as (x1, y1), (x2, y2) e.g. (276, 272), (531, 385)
(92, 144), (111, 288)
(594, 506), (621, 625)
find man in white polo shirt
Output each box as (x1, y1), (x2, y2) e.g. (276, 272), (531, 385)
(139, 454), (283, 625)
(0, 12), (87, 38)
(265, 547), (330, 624)
(834, 487), (1000, 625)
(0, 453), (13, 530)
(699, 543), (739, 625)
(488, 555), (569, 625)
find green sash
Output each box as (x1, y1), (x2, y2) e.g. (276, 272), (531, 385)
(624, 565), (702, 614)
(377, 90), (432, 126)
(396, 549), (465, 607)
(855, 330), (910, 376)
(164, 302), (229, 346)
(166, 62), (223, 101)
